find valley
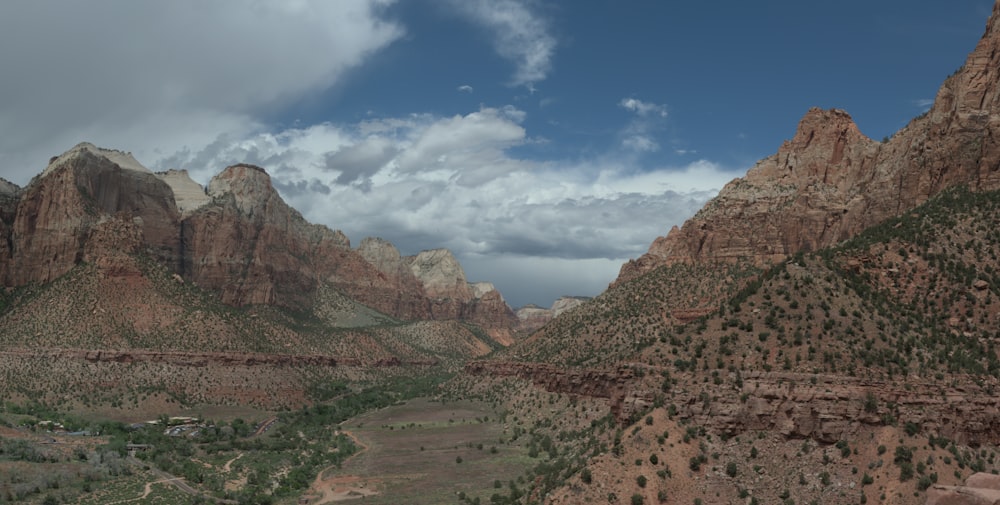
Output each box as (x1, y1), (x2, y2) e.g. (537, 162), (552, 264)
(5, 2), (1000, 505)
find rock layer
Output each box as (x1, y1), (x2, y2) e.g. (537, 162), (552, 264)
(2, 144), (180, 286)
(0, 145), (518, 338)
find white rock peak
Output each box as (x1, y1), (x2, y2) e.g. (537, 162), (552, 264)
(44, 142), (152, 178)
(156, 169), (211, 217)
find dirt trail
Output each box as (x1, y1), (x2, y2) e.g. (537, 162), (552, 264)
(223, 452), (244, 472)
(105, 478), (180, 504)
(306, 430), (378, 504)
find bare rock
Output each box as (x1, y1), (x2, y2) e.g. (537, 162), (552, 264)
(618, 1), (1000, 284)
(2, 145), (180, 286)
(517, 296), (590, 334)
(156, 169), (211, 217)
(407, 249), (473, 301)
(927, 485), (1000, 505)
(966, 473), (1000, 492)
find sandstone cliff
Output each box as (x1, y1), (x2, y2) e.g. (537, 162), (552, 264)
(181, 164), (351, 307)
(619, 0), (1000, 283)
(156, 169), (211, 216)
(1, 143), (181, 286)
(515, 296), (590, 334)
(0, 145), (519, 339)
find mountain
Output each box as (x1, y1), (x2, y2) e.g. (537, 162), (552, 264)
(460, 3), (1000, 504)
(523, 0), (1000, 368)
(515, 296), (591, 334)
(0, 143), (517, 340)
(620, 0), (1000, 284)
(0, 142), (530, 414)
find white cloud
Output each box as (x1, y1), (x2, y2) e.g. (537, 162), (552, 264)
(0, 1), (741, 307)
(457, 84), (474, 93)
(620, 98), (669, 118)
(0, 0), (403, 186)
(448, 0), (556, 87)
(618, 97), (670, 153)
(623, 135), (660, 152)
(160, 105), (736, 306)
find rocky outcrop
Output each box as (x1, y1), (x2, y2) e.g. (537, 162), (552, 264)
(0, 348), (438, 368)
(516, 296), (590, 333)
(0, 178), (19, 276)
(928, 473), (1000, 505)
(355, 237), (436, 319)
(83, 215), (146, 278)
(619, 1), (1000, 283)
(1, 143), (181, 286)
(181, 164), (349, 307)
(463, 283), (518, 344)
(683, 372), (1000, 445)
(0, 178), (18, 198)
(468, 359), (1000, 445)
(0, 145), (520, 337)
(464, 360), (637, 419)
(156, 169), (211, 216)
(408, 249), (474, 302)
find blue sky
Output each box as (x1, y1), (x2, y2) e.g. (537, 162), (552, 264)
(0, 0), (994, 308)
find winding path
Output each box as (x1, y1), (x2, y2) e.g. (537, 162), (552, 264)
(105, 478), (180, 504)
(223, 453), (244, 472)
(306, 430), (374, 504)
(125, 456), (238, 504)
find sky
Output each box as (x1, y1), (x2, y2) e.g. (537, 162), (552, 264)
(0, 0), (994, 308)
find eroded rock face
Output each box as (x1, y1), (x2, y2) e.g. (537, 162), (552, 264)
(516, 296), (590, 333)
(156, 169), (211, 217)
(0, 178), (18, 198)
(0, 148), (519, 336)
(463, 284), (518, 344)
(928, 473), (1000, 505)
(0, 178), (19, 276)
(408, 249), (473, 301)
(619, 1), (1000, 283)
(182, 164), (352, 307)
(351, 237), (431, 318)
(1, 144), (180, 286)
(465, 360), (636, 419)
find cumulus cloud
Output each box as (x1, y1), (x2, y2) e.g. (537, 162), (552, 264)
(0, 0), (403, 185)
(447, 0), (556, 87)
(620, 98), (669, 117)
(160, 105), (735, 305)
(619, 96), (670, 153)
(0, 2), (741, 307)
(457, 84), (474, 93)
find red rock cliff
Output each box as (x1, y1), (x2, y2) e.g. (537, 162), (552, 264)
(619, 1), (1000, 283)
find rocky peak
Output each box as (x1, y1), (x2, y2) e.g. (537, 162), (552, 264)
(758, 107), (876, 186)
(156, 169), (210, 217)
(617, 2), (1000, 286)
(551, 296), (589, 317)
(516, 296), (590, 334)
(207, 164), (273, 215)
(2, 143), (180, 286)
(0, 178), (19, 198)
(357, 237), (404, 274)
(407, 248), (473, 300)
(930, 0), (1000, 124)
(44, 142), (152, 178)
(470, 281), (501, 300)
